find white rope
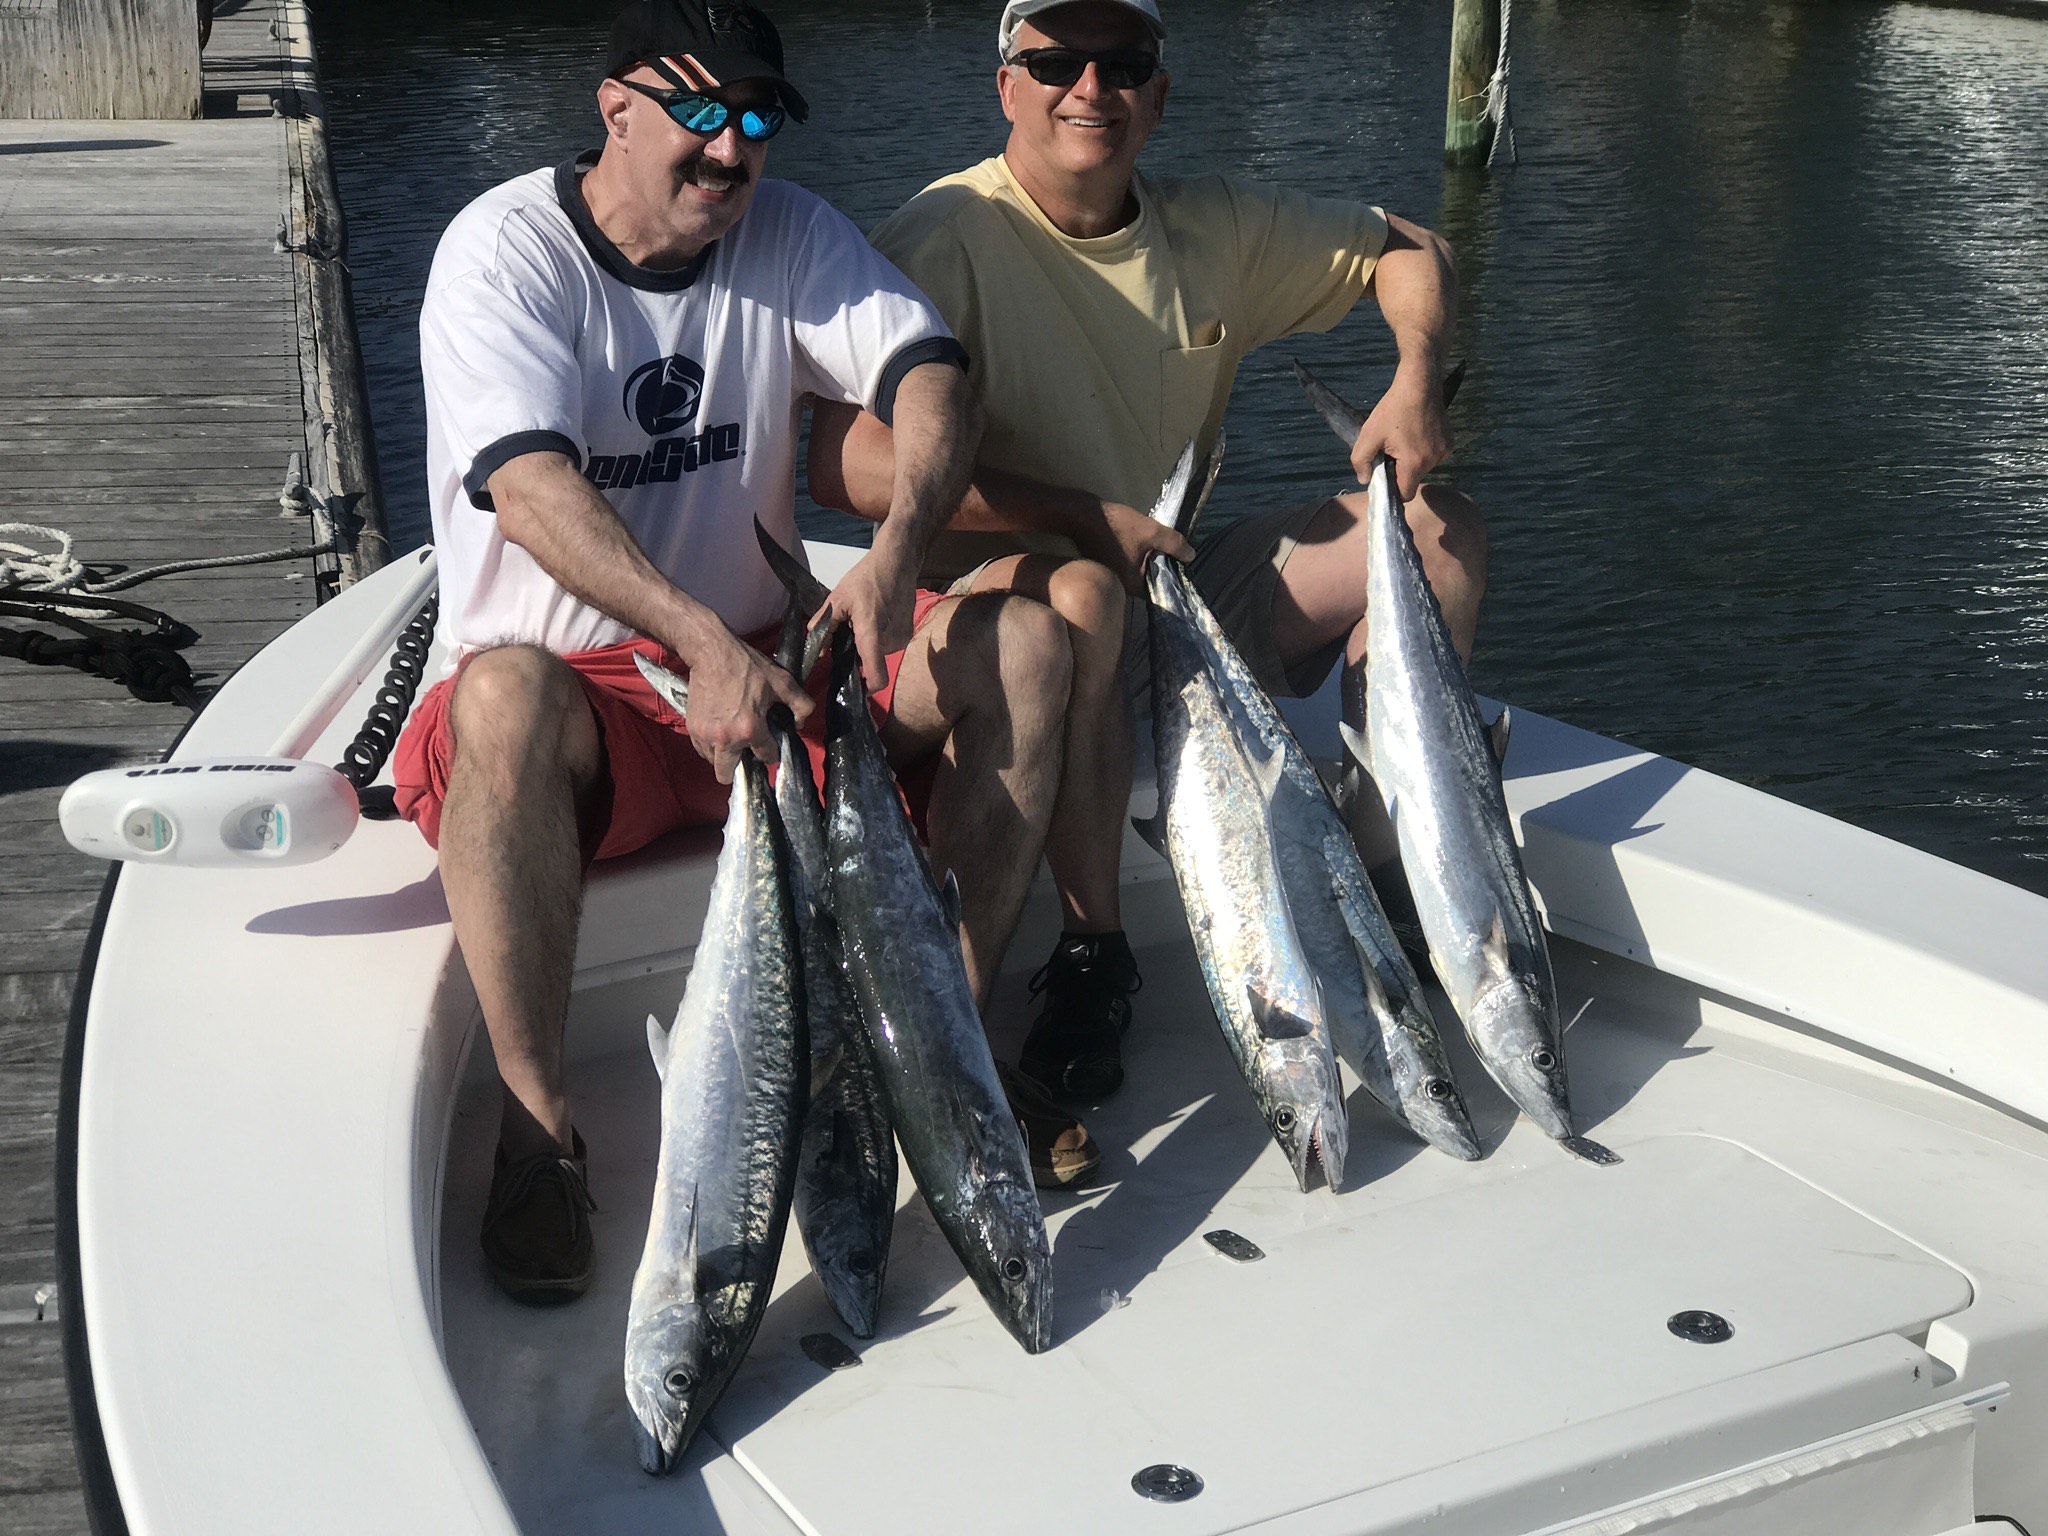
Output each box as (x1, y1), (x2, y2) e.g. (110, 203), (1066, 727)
(0, 523), (89, 593)
(1485, 0), (1518, 167)
(0, 519), (339, 618)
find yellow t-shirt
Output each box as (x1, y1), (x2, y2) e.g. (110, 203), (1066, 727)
(869, 155), (1387, 581)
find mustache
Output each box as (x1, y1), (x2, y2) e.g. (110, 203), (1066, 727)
(679, 153), (751, 191)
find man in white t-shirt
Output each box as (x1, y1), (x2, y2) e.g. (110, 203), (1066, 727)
(393, 0), (1097, 1305)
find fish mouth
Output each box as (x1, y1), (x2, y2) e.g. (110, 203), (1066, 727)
(819, 1267), (883, 1341)
(998, 1252), (1055, 1355)
(631, 1412), (684, 1477)
(1280, 1105), (1346, 1192)
(1498, 1059), (1573, 1141)
(1403, 1090), (1483, 1161)
(1010, 1292), (1054, 1354)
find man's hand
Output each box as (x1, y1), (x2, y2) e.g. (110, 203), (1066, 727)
(1080, 498), (1195, 593)
(811, 535), (920, 693)
(676, 628), (813, 784)
(1350, 365), (1451, 500)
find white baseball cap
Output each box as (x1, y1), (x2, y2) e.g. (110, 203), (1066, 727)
(998, 0), (1166, 60)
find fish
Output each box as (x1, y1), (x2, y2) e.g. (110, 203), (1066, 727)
(1294, 362), (1617, 1166)
(621, 744), (808, 1476)
(1181, 588), (1482, 1161)
(1134, 441), (1350, 1191)
(817, 605), (1053, 1353)
(755, 527), (900, 1340)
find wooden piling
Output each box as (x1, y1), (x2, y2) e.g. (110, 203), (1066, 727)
(1444, 0), (1502, 167)
(0, 0), (203, 120)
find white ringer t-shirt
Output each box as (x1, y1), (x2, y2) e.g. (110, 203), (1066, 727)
(419, 152), (964, 667)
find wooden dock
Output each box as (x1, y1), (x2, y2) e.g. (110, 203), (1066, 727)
(0, 2), (382, 1529)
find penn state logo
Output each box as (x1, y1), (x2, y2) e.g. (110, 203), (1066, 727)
(624, 355), (706, 436)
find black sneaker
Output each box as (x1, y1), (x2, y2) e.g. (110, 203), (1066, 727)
(1019, 932), (1141, 1101)
(482, 1129), (596, 1305)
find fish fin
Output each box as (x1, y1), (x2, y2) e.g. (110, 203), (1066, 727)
(755, 518), (833, 615)
(1351, 932), (1391, 1019)
(645, 1014), (670, 1082)
(755, 518), (833, 680)
(1479, 913), (1516, 982)
(634, 651), (690, 717)
(1131, 807), (1168, 858)
(1331, 760), (1360, 820)
(680, 1184), (702, 1297)
(1147, 440), (1200, 534)
(1193, 430), (1226, 522)
(800, 612), (832, 687)
(1246, 984), (1314, 1041)
(1252, 743), (1287, 809)
(1337, 720), (1371, 777)
(938, 867), (963, 929)
(1292, 359), (1368, 448)
(1487, 707), (1512, 768)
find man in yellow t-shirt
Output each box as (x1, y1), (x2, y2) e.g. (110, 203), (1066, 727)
(808, 0), (1484, 1114)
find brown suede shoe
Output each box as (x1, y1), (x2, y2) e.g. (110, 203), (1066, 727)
(482, 1129), (596, 1305)
(999, 1063), (1102, 1190)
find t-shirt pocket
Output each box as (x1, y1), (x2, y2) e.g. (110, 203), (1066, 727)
(1159, 321), (1229, 460)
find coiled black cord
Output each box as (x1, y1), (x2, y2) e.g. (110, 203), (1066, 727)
(334, 592), (438, 803)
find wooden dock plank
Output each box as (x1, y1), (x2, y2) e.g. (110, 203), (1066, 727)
(0, 3), (355, 1528)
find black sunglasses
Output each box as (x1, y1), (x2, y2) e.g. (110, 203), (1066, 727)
(621, 79), (786, 142)
(1006, 46), (1160, 91)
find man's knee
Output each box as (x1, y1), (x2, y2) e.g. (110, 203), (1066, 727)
(1409, 485), (1487, 585)
(948, 593), (1073, 713)
(448, 645), (601, 783)
(1045, 558), (1125, 645)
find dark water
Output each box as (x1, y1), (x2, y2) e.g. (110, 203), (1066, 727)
(315, 0), (2048, 893)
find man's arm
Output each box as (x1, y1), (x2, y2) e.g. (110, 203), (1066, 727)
(488, 451), (811, 782)
(811, 359), (981, 688)
(1352, 213), (1458, 497)
(808, 397), (1192, 594)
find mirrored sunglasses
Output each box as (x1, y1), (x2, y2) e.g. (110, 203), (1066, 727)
(1006, 46), (1160, 91)
(622, 80), (786, 142)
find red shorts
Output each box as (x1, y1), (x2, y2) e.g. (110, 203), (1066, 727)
(392, 591), (950, 862)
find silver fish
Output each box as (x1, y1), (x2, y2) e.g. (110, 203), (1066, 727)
(622, 747), (807, 1475)
(1294, 363), (1616, 1166)
(1135, 442), (1349, 1191)
(1184, 586), (1482, 1161)
(758, 527), (900, 1340)
(822, 630), (1053, 1353)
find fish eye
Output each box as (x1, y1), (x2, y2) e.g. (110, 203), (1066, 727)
(1273, 1105), (1297, 1132)
(1530, 1047), (1557, 1073)
(847, 1251), (876, 1276)
(1424, 1078), (1453, 1101)
(665, 1367), (696, 1397)
(1001, 1256), (1027, 1282)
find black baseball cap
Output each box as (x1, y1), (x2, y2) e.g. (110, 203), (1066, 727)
(607, 0), (810, 123)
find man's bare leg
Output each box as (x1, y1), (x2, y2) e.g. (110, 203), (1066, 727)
(437, 645), (604, 1162)
(1268, 483), (1487, 866)
(958, 554), (1146, 1100)
(877, 591), (1074, 1008)
(965, 554), (1129, 934)
(877, 591), (1099, 1185)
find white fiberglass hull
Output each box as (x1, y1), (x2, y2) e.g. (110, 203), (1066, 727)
(64, 545), (2048, 1535)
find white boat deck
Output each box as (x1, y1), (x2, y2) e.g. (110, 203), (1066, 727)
(68, 549), (2048, 1533)
(442, 905), (2022, 1535)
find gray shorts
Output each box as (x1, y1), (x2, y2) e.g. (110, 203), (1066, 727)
(946, 495), (1341, 709)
